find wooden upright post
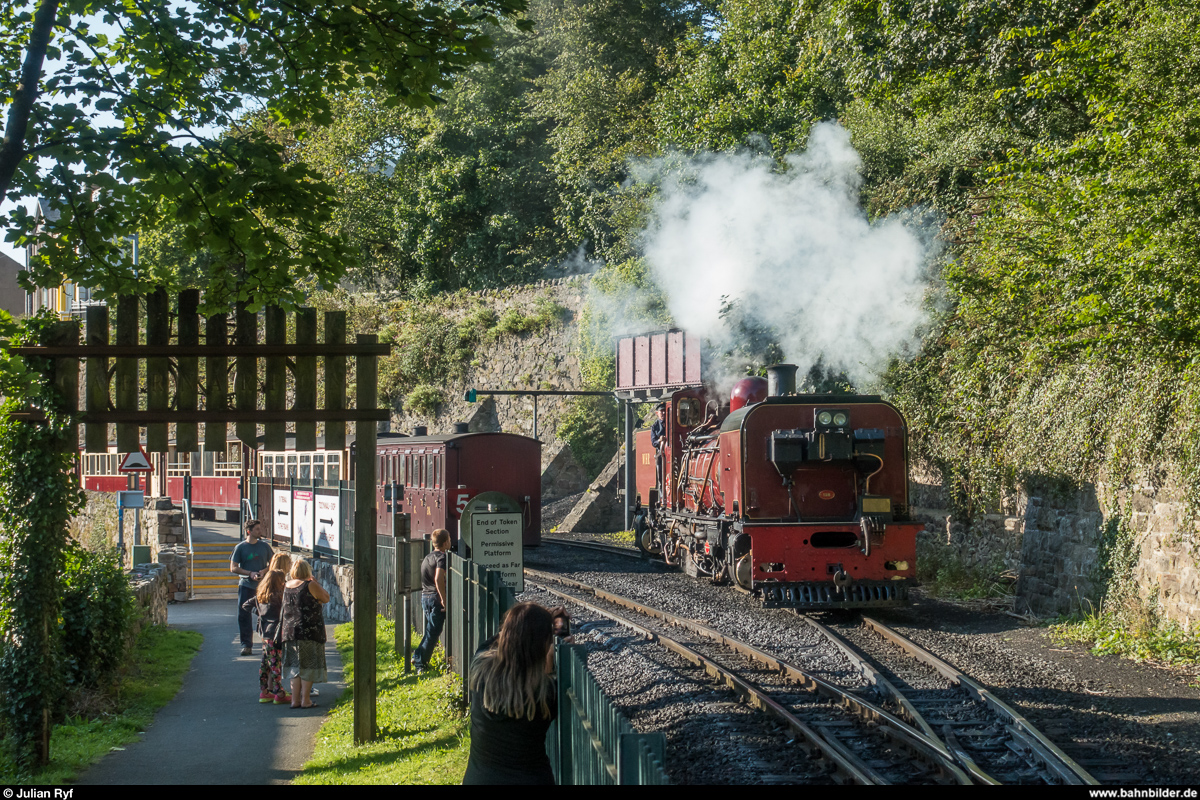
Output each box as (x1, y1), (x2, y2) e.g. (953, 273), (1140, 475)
(84, 305), (109, 453)
(235, 302), (257, 447)
(294, 308), (317, 453)
(324, 311), (347, 452)
(204, 312), (228, 453)
(115, 295), (139, 453)
(176, 290), (200, 453)
(263, 306), (286, 451)
(146, 288), (169, 453)
(354, 333), (378, 744)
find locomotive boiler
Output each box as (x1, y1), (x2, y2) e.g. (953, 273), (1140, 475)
(631, 364), (919, 608)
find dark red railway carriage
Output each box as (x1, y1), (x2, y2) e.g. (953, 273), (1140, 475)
(375, 429), (542, 547)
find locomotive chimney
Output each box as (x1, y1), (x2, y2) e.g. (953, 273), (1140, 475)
(766, 364), (798, 397)
(413, 425), (428, 436)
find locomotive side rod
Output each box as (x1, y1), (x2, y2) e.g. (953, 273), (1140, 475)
(526, 568), (973, 785)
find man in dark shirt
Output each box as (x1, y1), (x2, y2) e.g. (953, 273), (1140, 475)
(413, 528), (451, 672)
(650, 403), (666, 450)
(230, 519), (273, 656)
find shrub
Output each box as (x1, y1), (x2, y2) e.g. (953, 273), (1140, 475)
(60, 543), (135, 690)
(404, 384), (445, 416)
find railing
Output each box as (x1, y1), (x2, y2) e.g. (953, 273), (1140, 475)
(551, 644), (669, 785)
(181, 498), (196, 599)
(445, 553), (516, 701)
(439, 553), (669, 785)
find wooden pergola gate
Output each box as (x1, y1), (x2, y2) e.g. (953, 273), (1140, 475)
(11, 288), (388, 744)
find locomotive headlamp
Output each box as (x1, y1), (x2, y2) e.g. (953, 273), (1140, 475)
(815, 409), (849, 429)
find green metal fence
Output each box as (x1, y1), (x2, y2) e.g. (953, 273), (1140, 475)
(551, 644), (670, 785)
(401, 553), (670, 785)
(445, 552), (517, 700)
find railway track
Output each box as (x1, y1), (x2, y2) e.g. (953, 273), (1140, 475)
(526, 567), (971, 785)
(533, 536), (1103, 785)
(804, 615), (1101, 785)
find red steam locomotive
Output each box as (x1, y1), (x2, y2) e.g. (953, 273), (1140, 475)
(631, 364), (919, 608)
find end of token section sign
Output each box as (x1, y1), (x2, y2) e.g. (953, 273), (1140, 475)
(464, 388), (477, 403)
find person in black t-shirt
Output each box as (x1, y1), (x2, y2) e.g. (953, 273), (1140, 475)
(413, 528), (451, 672)
(463, 603), (559, 785)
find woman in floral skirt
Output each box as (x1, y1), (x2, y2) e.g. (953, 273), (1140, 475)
(242, 552), (292, 703)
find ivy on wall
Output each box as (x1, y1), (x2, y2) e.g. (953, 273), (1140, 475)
(0, 312), (86, 766)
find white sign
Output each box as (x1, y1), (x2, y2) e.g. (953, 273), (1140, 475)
(293, 490), (314, 550)
(315, 493), (341, 552)
(273, 489), (292, 542)
(469, 512), (524, 592)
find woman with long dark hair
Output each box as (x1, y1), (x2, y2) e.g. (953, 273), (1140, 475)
(463, 602), (559, 785)
(242, 551), (293, 703)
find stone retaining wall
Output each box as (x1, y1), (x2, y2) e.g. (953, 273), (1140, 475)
(910, 468), (1199, 625)
(390, 276), (598, 476)
(128, 563), (168, 632)
(314, 560), (354, 623)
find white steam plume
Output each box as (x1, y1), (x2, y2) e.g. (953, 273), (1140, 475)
(638, 122), (935, 389)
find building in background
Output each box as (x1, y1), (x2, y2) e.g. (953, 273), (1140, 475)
(0, 251), (23, 317)
(24, 198), (106, 317)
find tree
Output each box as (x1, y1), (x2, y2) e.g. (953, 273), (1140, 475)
(0, 0), (531, 308)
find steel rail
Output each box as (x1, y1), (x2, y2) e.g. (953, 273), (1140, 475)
(526, 568), (971, 785)
(801, 615), (1000, 785)
(541, 536), (646, 559)
(528, 577), (879, 785)
(860, 616), (1100, 786)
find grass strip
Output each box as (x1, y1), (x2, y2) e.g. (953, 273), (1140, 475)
(2, 625), (203, 785)
(294, 616), (470, 785)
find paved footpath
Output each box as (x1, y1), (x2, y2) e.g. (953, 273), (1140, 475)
(77, 598), (345, 785)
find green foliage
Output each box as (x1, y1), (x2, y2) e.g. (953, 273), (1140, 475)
(2, 0), (532, 309)
(404, 385), (447, 417)
(1051, 608), (1200, 666)
(0, 626), (201, 785)
(558, 394), (621, 480)
(490, 296), (568, 339)
(0, 314), (85, 766)
(59, 544), (135, 691)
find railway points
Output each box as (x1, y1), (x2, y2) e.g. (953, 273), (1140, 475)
(526, 536), (1169, 785)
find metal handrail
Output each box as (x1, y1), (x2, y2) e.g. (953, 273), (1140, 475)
(181, 498), (195, 599)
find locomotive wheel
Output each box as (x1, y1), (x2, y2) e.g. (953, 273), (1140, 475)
(633, 514), (662, 556)
(734, 553), (753, 590)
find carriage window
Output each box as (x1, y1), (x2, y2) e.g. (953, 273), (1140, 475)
(300, 454), (311, 480)
(312, 454), (324, 483)
(397, 455), (406, 486)
(677, 398), (702, 427)
(434, 456), (441, 488)
(326, 454), (340, 481)
(287, 454), (297, 478)
(203, 450), (215, 476)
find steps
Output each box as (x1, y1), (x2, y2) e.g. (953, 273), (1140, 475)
(191, 541), (240, 599)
